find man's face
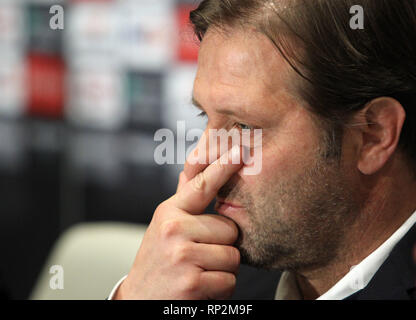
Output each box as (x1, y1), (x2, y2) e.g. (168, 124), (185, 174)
(192, 29), (358, 271)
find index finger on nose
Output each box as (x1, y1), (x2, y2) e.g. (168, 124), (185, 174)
(176, 133), (209, 194)
(169, 144), (243, 214)
(178, 131), (225, 193)
(183, 132), (211, 184)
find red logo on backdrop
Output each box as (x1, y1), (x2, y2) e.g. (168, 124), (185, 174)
(27, 54), (66, 118)
(177, 5), (199, 62)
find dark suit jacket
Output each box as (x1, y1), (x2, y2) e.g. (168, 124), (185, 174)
(231, 223), (416, 300)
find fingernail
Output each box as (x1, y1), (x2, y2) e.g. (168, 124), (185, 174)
(231, 144), (241, 164)
(242, 145), (251, 164)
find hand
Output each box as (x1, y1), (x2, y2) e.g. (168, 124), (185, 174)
(114, 144), (244, 299)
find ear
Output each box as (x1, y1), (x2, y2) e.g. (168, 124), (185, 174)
(355, 97), (406, 175)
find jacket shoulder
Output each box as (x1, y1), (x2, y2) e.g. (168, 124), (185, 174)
(346, 223), (416, 300)
(231, 264), (281, 300)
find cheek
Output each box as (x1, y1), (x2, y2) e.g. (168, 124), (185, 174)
(235, 147), (285, 190)
(236, 132), (318, 182)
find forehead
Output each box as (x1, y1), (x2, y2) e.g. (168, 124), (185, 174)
(193, 28), (296, 111)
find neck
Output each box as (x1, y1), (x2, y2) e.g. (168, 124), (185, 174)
(295, 163), (416, 300)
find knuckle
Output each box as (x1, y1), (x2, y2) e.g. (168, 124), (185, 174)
(227, 246), (241, 268)
(172, 242), (193, 265)
(177, 171), (186, 187)
(219, 216), (239, 242)
(228, 219), (239, 240)
(160, 219), (182, 239)
(229, 223), (239, 242)
(211, 273), (236, 296)
(215, 157), (227, 171)
(179, 171), (187, 182)
(192, 171), (206, 192)
(155, 201), (169, 216)
(223, 273), (237, 289)
(182, 273), (201, 294)
(151, 202), (169, 225)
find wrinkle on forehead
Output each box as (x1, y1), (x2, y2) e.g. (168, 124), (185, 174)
(195, 30), (304, 124)
(197, 28), (293, 95)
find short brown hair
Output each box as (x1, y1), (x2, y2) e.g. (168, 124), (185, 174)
(190, 0), (416, 169)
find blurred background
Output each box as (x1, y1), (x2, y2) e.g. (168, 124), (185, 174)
(0, 0), (208, 299)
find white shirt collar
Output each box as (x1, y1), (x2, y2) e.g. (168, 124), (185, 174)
(275, 210), (416, 300)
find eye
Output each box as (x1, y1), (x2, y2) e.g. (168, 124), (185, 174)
(235, 122), (254, 131)
(197, 111), (207, 118)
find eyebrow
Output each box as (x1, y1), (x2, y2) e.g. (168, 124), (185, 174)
(191, 96), (205, 111)
(191, 96), (246, 118)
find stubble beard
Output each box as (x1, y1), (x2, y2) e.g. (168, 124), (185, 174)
(217, 149), (359, 272)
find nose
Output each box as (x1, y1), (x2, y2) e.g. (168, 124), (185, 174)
(192, 127), (237, 164)
(183, 127), (241, 179)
